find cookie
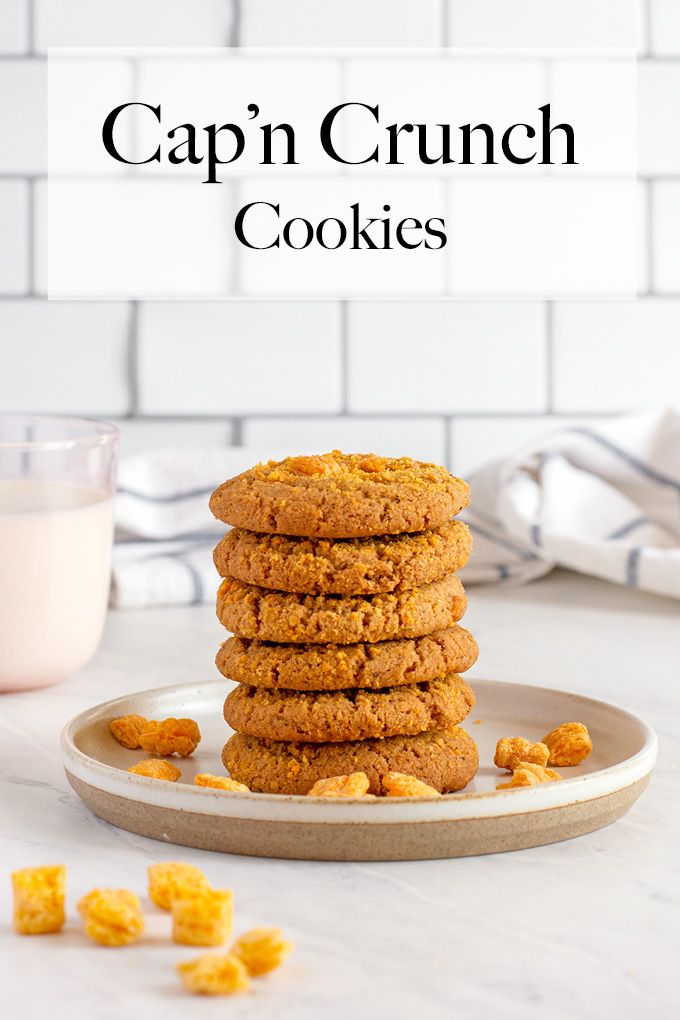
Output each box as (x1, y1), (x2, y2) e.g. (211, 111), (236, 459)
(224, 674), (475, 743)
(209, 451), (470, 538)
(216, 626), (479, 691)
(222, 726), (478, 795)
(213, 520), (472, 595)
(216, 573), (467, 644)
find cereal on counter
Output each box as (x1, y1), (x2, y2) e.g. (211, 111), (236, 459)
(11, 865), (66, 935)
(147, 862), (211, 911)
(77, 888), (144, 946)
(177, 952), (250, 996)
(172, 888), (233, 946)
(232, 927), (294, 976)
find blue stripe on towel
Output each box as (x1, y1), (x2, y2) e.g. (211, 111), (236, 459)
(569, 428), (680, 493)
(626, 546), (642, 587)
(466, 522), (539, 561)
(607, 517), (649, 541)
(117, 484), (217, 503)
(172, 555), (204, 605)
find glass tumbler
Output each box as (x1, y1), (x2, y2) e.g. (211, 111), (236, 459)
(0, 415), (118, 691)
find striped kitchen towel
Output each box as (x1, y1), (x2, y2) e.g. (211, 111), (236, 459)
(111, 447), (280, 608)
(459, 409), (680, 600)
(111, 410), (680, 608)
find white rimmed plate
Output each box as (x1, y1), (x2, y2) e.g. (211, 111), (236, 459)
(62, 679), (656, 861)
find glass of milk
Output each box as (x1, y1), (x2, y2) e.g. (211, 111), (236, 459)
(0, 415), (117, 691)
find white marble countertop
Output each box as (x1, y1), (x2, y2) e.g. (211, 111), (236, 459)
(1, 569), (678, 1019)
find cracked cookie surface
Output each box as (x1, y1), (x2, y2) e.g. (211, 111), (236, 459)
(223, 726), (478, 795)
(213, 520), (472, 595)
(216, 573), (467, 644)
(216, 626), (478, 690)
(209, 451), (470, 538)
(224, 674), (475, 743)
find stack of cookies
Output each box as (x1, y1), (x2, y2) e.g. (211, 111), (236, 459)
(209, 451), (479, 795)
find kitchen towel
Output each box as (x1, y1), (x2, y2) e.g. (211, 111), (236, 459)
(111, 410), (680, 608)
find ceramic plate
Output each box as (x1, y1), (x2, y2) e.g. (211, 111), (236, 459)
(62, 679), (656, 861)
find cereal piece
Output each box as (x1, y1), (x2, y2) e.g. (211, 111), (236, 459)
(381, 772), (441, 798)
(147, 862), (211, 911)
(138, 717), (201, 757)
(11, 865), (66, 935)
(194, 774), (250, 793)
(496, 761), (562, 789)
(177, 952), (250, 996)
(232, 927), (294, 976)
(128, 758), (181, 781)
(308, 772), (371, 798)
(109, 714), (154, 749)
(172, 889), (233, 947)
(494, 737), (550, 771)
(542, 722), (593, 766)
(77, 888), (144, 946)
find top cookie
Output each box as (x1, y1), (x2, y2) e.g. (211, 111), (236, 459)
(209, 451), (470, 538)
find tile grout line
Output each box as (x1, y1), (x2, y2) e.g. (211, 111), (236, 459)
(643, 0), (653, 58)
(126, 302), (140, 417)
(441, 0), (450, 48)
(340, 301), (349, 414)
(646, 178), (655, 294)
(27, 0), (36, 56)
(545, 301), (554, 413)
(229, 0), (241, 48)
(27, 178), (36, 296)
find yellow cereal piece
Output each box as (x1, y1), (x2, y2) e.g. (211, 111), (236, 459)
(172, 889), (233, 947)
(138, 717), (201, 757)
(11, 865), (66, 935)
(194, 774), (250, 793)
(496, 761), (562, 789)
(109, 714), (153, 750)
(494, 736), (550, 771)
(381, 772), (441, 798)
(308, 772), (370, 798)
(77, 888), (144, 946)
(127, 758), (181, 781)
(542, 722), (593, 766)
(232, 927), (294, 976)
(147, 862), (211, 911)
(177, 952), (249, 996)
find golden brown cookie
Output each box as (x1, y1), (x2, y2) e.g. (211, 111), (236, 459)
(216, 573), (467, 644)
(213, 520), (472, 595)
(224, 674), (474, 743)
(209, 451), (470, 538)
(216, 626), (478, 691)
(222, 726), (478, 795)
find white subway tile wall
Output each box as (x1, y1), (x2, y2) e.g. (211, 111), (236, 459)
(0, 0), (677, 479)
(0, 1), (28, 54)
